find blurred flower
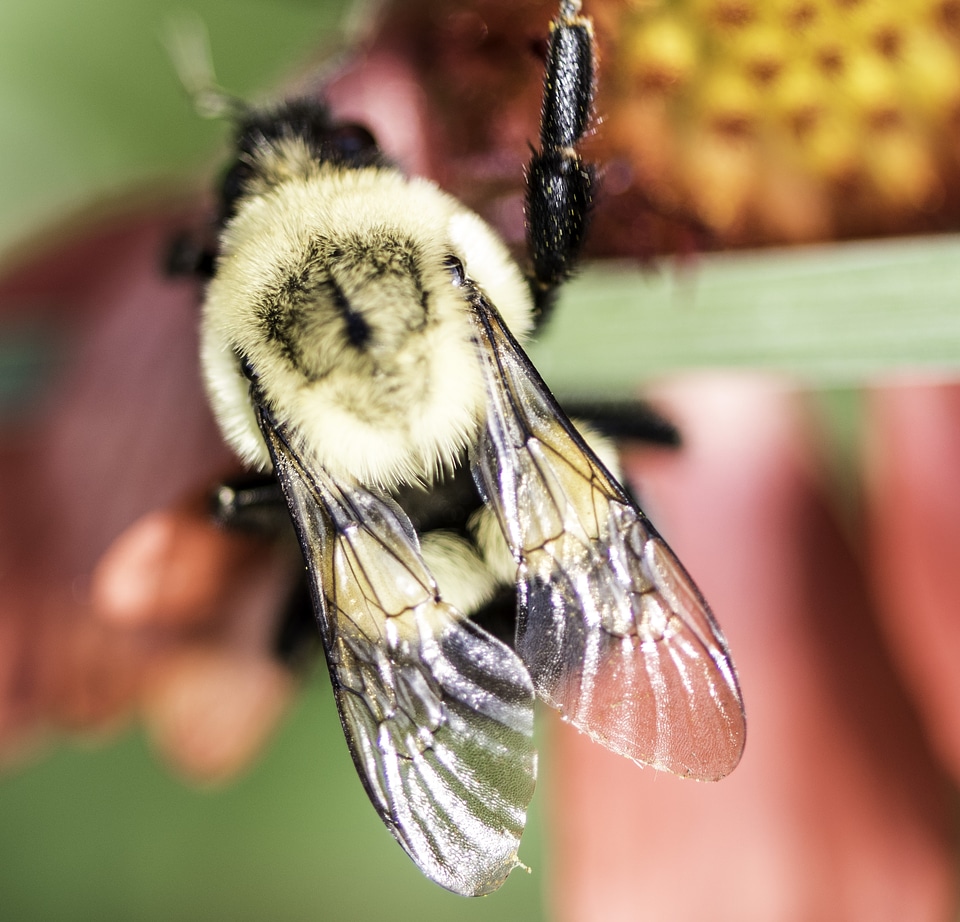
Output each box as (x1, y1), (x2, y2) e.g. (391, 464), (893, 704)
(0, 212), (295, 780)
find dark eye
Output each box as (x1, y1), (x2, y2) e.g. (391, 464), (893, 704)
(329, 123), (378, 158)
(444, 255), (466, 287)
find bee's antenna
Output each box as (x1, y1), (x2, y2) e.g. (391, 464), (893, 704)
(162, 11), (246, 120)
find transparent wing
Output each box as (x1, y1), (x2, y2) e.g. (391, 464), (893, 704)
(258, 409), (537, 896)
(468, 298), (745, 781)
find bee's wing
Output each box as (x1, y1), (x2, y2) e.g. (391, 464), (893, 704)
(257, 409), (537, 896)
(469, 299), (745, 781)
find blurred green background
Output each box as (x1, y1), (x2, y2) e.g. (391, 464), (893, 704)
(0, 1), (547, 919)
(0, 0), (346, 256)
(0, 680), (547, 921)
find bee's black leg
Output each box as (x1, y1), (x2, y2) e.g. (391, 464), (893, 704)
(211, 473), (287, 533)
(564, 399), (682, 447)
(526, 0), (596, 325)
(211, 474), (319, 665)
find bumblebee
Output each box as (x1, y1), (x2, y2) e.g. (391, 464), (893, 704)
(183, 0), (744, 896)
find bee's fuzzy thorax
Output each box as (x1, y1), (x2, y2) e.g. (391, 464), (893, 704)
(201, 156), (533, 486)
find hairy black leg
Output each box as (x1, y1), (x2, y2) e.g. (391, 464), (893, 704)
(526, 0), (596, 323)
(211, 473), (287, 533)
(563, 399), (682, 447)
(210, 474), (319, 664)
